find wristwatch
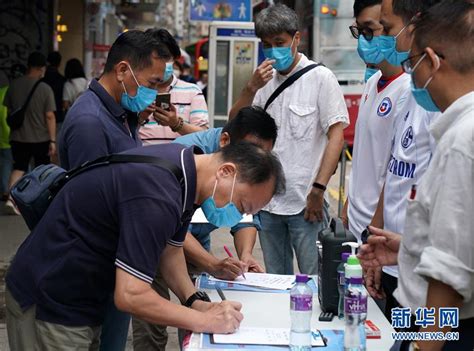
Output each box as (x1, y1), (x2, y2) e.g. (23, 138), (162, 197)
(312, 182), (327, 191)
(184, 291), (211, 308)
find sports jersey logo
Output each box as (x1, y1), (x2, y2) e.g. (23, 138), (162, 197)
(401, 126), (414, 149)
(377, 97), (392, 117)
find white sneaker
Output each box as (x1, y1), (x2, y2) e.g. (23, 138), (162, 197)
(4, 199), (20, 215)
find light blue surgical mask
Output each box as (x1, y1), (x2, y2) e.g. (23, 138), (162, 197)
(379, 25), (409, 66)
(201, 174), (243, 228)
(364, 67), (379, 82)
(357, 36), (384, 65)
(410, 53), (439, 112)
(120, 65), (157, 113)
(263, 36), (296, 72)
(163, 62), (174, 82)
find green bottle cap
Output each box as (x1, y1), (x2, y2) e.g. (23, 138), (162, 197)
(347, 255), (360, 265)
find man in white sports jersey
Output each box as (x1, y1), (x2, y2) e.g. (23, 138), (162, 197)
(363, 0), (441, 322)
(359, 2), (474, 348)
(343, 0), (411, 240)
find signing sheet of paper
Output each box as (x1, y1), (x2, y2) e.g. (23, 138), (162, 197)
(208, 273), (296, 290)
(212, 327), (325, 346)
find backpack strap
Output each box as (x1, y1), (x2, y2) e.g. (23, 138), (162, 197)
(66, 154), (183, 181)
(50, 154), (184, 196)
(263, 63), (323, 111)
(22, 79), (43, 111)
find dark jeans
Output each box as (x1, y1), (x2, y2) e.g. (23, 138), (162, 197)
(99, 296), (130, 351)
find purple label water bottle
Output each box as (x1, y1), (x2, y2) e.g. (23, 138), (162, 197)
(344, 277), (367, 351)
(290, 274), (313, 351)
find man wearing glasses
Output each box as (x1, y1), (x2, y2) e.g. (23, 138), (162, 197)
(343, 0), (410, 244)
(360, 0), (441, 323)
(349, 4), (383, 83)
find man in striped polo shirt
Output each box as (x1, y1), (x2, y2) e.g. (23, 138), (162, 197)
(139, 29), (208, 145)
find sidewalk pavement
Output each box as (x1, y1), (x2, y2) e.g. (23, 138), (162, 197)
(0, 162), (349, 350)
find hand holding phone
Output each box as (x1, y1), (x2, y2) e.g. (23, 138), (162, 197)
(155, 93), (171, 111)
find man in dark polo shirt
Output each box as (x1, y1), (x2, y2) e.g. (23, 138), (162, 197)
(5, 141), (285, 350)
(58, 29), (171, 170)
(57, 29), (174, 350)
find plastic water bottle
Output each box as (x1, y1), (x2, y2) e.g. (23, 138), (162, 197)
(290, 274), (313, 351)
(337, 252), (351, 319)
(344, 276), (368, 350)
(343, 244), (367, 351)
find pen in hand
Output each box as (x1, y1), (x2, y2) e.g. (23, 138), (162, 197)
(223, 245), (246, 279)
(216, 286), (226, 301)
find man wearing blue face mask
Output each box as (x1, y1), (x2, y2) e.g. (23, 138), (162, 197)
(358, 2), (474, 350)
(133, 29), (208, 351)
(58, 30), (171, 170)
(4, 141), (286, 350)
(57, 29), (173, 351)
(133, 107), (273, 351)
(139, 29), (209, 145)
(349, 0), (384, 82)
(230, 4), (349, 276)
(358, 0), (441, 324)
(344, 0), (411, 244)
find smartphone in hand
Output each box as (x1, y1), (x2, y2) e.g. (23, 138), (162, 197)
(155, 93), (171, 111)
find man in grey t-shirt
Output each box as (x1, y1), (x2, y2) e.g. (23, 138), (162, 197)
(4, 52), (56, 215)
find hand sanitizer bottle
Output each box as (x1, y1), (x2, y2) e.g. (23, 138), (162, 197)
(343, 243), (367, 351)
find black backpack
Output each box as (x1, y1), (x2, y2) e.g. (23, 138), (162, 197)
(10, 154), (183, 230)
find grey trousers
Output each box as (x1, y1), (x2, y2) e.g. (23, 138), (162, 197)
(6, 288), (101, 351)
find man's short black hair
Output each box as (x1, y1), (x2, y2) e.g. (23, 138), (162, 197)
(392, 0), (442, 24)
(47, 51), (62, 67)
(220, 142), (286, 196)
(222, 106), (277, 146)
(413, 0), (474, 74)
(145, 28), (181, 60)
(353, 0), (382, 18)
(27, 52), (47, 68)
(103, 30), (172, 73)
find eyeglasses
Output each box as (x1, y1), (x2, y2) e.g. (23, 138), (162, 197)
(401, 52), (445, 74)
(349, 25), (381, 41)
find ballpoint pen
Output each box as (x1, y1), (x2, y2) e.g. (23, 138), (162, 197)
(223, 245), (246, 279)
(216, 286), (226, 301)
